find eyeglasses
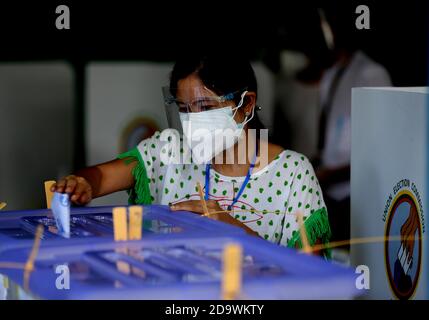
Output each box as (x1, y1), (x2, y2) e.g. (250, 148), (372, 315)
(163, 87), (246, 113)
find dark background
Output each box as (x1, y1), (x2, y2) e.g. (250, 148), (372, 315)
(1, 1), (427, 80)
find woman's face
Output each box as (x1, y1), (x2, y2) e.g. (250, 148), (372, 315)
(176, 73), (255, 126)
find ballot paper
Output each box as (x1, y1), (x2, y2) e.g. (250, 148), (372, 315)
(51, 192), (71, 238)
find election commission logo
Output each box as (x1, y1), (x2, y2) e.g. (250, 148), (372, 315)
(120, 117), (159, 153)
(384, 181), (424, 300)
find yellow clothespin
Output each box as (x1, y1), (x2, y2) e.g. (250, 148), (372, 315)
(296, 212), (311, 255)
(128, 206), (143, 240)
(44, 180), (56, 209)
(2, 275), (9, 289)
(112, 206), (143, 241)
(113, 207), (128, 241)
(0, 202), (7, 210)
(112, 207), (136, 287)
(128, 206), (144, 280)
(221, 243), (242, 300)
(196, 182), (210, 217)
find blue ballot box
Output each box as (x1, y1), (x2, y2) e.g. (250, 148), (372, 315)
(0, 234), (360, 300)
(0, 205), (244, 253)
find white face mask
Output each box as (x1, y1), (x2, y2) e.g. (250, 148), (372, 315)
(179, 91), (254, 164)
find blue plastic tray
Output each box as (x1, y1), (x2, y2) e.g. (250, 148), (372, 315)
(0, 234), (360, 299)
(0, 205), (244, 253)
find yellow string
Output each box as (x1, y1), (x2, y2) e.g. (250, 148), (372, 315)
(0, 262), (26, 269)
(310, 235), (422, 253)
(199, 208), (424, 255)
(196, 182), (210, 217)
(0, 224), (44, 293)
(23, 225), (44, 291)
(199, 208), (303, 218)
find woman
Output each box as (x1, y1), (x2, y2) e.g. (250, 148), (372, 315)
(51, 53), (331, 252)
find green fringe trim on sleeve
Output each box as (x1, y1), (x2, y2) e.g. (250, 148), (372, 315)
(287, 207), (332, 259)
(117, 147), (152, 205)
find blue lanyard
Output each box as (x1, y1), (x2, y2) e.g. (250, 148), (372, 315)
(205, 144), (258, 211)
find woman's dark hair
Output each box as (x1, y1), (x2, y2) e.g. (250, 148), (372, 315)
(170, 53), (266, 130)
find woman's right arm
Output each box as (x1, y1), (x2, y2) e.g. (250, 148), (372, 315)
(51, 158), (136, 205)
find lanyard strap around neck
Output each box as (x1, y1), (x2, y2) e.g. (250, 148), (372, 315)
(205, 143), (258, 211)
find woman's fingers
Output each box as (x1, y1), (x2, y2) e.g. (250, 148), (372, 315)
(49, 175), (92, 205)
(170, 200), (223, 215)
(71, 193), (88, 205)
(53, 178), (68, 193)
(170, 200), (204, 214)
(50, 182), (57, 192)
(205, 200), (222, 209)
(64, 177), (78, 193)
(77, 192), (91, 205)
(70, 179), (87, 202)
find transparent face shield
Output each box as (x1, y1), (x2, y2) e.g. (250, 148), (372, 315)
(162, 86), (246, 132)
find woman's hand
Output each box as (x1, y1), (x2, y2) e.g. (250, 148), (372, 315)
(50, 175), (93, 205)
(170, 200), (259, 236)
(170, 200), (225, 221)
(49, 159), (137, 206)
(400, 205), (420, 262)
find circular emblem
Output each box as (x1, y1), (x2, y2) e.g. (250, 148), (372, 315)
(119, 117), (159, 153)
(384, 189), (422, 299)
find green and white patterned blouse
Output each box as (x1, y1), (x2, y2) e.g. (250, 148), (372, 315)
(118, 130), (331, 251)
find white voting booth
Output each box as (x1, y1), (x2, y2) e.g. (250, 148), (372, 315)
(351, 87), (428, 299)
